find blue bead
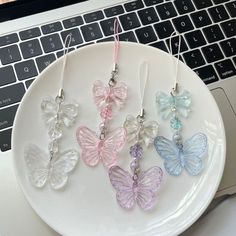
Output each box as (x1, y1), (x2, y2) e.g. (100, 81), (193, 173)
(170, 117), (182, 130)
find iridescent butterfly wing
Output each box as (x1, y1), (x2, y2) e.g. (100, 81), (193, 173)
(101, 127), (126, 168)
(109, 82), (128, 108)
(109, 166), (135, 209)
(93, 80), (110, 109)
(123, 115), (140, 143)
(136, 166), (163, 210)
(24, 144), (79, 189)
(76, 127), (100, 167)
(24, 144), (50, 188)
(174, 90), (192, 118)
(182, 133), (208, 176)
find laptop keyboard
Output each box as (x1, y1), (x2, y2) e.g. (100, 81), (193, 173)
(0, 0), (236, 152)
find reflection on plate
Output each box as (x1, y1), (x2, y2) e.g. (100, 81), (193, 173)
(12, 42), (225, 236)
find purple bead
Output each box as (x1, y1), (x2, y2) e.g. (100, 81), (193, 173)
(129, 143), (143, 159)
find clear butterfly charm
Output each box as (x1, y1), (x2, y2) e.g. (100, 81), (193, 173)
(124, 115), (158, 147)
(109, 165), (163, 210)
(154, 133), (208, 176)
(24, 144), (79, 189)
(156, 90), (191, 120)
(41, 96), (79, 128)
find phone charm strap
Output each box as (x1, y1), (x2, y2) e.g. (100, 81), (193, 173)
(154, 31), (208, 176)
(77, 20), (127, 168)
(24, 34), (79, 190)
(109, 62), (163, 211)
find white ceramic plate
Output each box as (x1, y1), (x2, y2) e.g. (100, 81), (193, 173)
(12, 42), (226, 236)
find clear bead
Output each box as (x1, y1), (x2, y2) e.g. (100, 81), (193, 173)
(48, 140), (59, 154)
(48, 123), (63, 139)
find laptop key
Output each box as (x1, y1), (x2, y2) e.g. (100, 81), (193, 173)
(97, 37), (114, 43)
(0, 105), (18, 130)
(185, 30), (206, 49)
(0, 45), (21, 65)
(194, 65), (219, 84)
(63, 16), (84, 29)
(166, 35), (188, 54)
(36, 54), (56, 73)
(41, 34), (63, 53)
(119, 31), (137, 42)
(0, 128), (12, 151)
(104, 5), (124, 17)
(143, 0), (163, 6)
(190, 10), (212, 28)
(14, 60), (38, 81)
(138, 7), (159, 25)
(203, 25), (224, 43)
(226, 2), (236, 17)
(221, 19), (236, 38)
(25, 79), (35, 88)
(212, 0), (230, 4)
(154, 20), (174, 39)
(192, 0), (213, 9)
(149, 41), (168, 52)
(214, 59), (236, 79)
(0, 33), (18, 47)
(173, 15), (194, 33)
(19, 27), (41, 40)
(61, 29), (83, 46)
(81, 23), (103, 42)
(202, 44), (224, 63)
(208, 5), (229, 23)
(233, 57), (236, 66)
(0, 83), (25, 108)
(156, 2), (177, 20)
(135, 26), (157, 44)
(183, 49), (206, 68)
(124, 0), (144, 12)
(119, 13), (141, 31)
(41, 22), (63, 34)
(220, 38), (236, 57)
(100, 18), (122, 36)
(174, 0), (195, 15)
(0, 66), (16, 86)
(20, 39), (42, 59)
(84, 11), (104, 23)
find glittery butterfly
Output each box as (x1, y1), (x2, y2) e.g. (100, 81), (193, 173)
(24, 144), (79, 189)
(154, 133), (207, 176)
(76, 127), (126, 168)
(109, 166), (163, 210)
(93, 80), (128, 109)
(41, 96), (79, 128)
(124, 115), (158, 147)
(156, 90), (191, 120)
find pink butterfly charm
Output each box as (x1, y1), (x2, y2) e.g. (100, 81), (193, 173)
(76, 126), (126, 168)
(109, 166), (163, 210)
(93, 80), (128, 109)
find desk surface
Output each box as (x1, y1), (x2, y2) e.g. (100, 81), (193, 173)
(0, 152), (234, 236)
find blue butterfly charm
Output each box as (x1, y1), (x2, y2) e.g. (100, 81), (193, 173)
(156, 91), (192, 120)
(154, 133), (208, 176)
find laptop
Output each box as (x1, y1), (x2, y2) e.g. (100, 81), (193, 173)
(0, 0), (235, 235)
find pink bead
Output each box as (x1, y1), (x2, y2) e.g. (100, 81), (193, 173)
(100, 104), (113, 120)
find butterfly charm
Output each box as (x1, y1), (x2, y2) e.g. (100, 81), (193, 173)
(41, 96), (79, 128)
(109, 166), (163, 210)
(124, 115), (158, 147)
(154, 133), (208, 176)
(156, 90), (191, 120)
(93, 80), (127, 109)
(24, 144), (79, 190)
(76, 127), (126, 168)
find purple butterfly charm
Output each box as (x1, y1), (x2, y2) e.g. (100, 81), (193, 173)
(109, 165), (163, 210)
